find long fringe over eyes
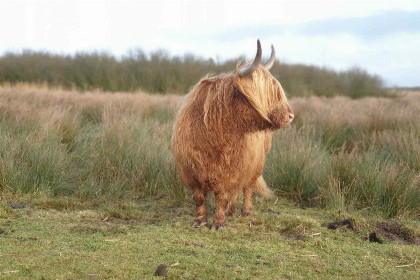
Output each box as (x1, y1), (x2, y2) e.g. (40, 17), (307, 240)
(185, 67), (287, 129)
(234, 67), (286, 123)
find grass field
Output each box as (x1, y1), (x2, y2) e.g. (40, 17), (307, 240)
(1, 197), (419, 279)
(0, 85), (419, 279)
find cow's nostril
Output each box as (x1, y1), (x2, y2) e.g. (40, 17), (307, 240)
(289, 113), (294, 120)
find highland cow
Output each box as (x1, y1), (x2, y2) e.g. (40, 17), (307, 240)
(171, 40), (294, 230)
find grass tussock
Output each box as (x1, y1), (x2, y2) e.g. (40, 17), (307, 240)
(0, 85), (183, 202)
(265, 92), (420, 217)
(0, 85), (419, 217)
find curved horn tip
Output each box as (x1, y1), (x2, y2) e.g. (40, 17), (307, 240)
(265, 44), (276, 71)
(238, 39), (263, 77)
(256, 39), (262, 58)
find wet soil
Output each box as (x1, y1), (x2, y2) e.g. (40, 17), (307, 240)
(154, 264), (168, 278)
(375, 222), (419, 245)
(267, 209), (281, 215)
(322, 219), (354, 230)
(368, 232), (383, 244)
(281, 233), (306, 241)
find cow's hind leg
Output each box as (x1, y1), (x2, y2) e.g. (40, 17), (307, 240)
(211, 191), (228, 230)
(192, 189), (208, 227)
(226, 192), (239, 216)
(241, 186), (255, 216)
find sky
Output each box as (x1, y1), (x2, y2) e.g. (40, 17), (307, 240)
(0, 0), (419, 87)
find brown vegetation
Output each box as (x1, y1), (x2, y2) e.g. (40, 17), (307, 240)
(0, 84), (418, 218)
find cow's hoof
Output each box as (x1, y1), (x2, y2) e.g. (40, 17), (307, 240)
(240, 211), (251, 217)
(210, 224), (225, 231)
(192, 220), (207, 228)
(225, 210), (236, 216)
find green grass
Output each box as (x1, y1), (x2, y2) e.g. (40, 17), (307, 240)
(0, 197), (419, 279)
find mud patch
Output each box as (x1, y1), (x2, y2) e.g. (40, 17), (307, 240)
(267, 209), (281, 215)
(375, 222), (419, 245)
(185, 241), (205, 248)
(281, 233), (306, 241)
(154, 264), (168, 278)
(16, 236), (38, 241)
(70, 224), (127, 235)
(250, 220), (263, 226)
(10, 203), (25, 209)
(322, 219), (354, 230)
(368, 232), (383, 244)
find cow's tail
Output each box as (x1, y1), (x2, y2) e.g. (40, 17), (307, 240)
(255, 176), (274, 198)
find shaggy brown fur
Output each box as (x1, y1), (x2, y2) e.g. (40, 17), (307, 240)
(171, 65), (293, 229)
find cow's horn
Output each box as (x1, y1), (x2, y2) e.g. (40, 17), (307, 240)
(265, 45), (275, 70)
(239, 39), (262, 77)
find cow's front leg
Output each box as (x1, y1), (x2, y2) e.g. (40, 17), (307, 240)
(192, 189), (208, 227)
(211, 191), (228, 230)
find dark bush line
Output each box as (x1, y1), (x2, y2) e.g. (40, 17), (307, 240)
(0, 50), (385, 98)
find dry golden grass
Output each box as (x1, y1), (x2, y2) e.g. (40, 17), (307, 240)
(292, 92), (420, 127)
(0, 84), (419, 217)
(2, 83), (418, 126)
(0, 82), (182, 123)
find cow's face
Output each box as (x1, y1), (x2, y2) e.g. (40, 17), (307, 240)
(267, 77), (294, 129)
(234, 40), (294, 131)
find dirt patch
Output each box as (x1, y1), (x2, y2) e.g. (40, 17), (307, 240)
(368, 232), (383, 244)
(281, 233), (306, 241)
(70, 224), (127, 235)
(267, 209), (281, 215)
(16, 236), (38, 241)
(185, 241), (205, 248)
(221, 236), (232, 241)
(322, 219), (354, 230)
(154, 264), (167, 278)
(250, 220), (263, 226)
(10, 203), (25, 209)
(375, 222), (419, 245)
